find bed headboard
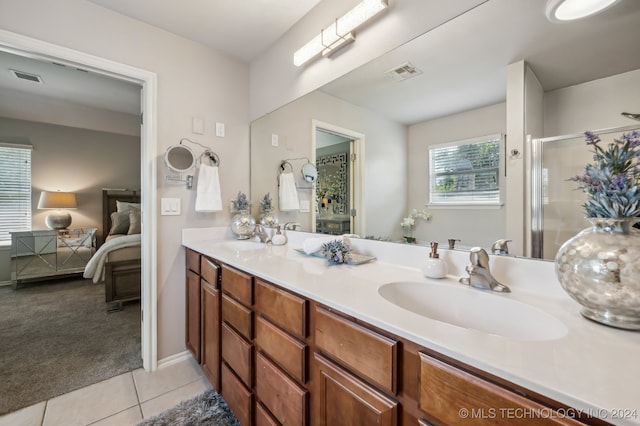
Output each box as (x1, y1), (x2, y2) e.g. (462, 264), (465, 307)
(101, 189), (140, 246)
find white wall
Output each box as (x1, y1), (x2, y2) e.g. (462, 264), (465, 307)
(0, 0), (250, 360)
(250, 0), (487, 121)
(543, 68), (640, 136)
(0, 117), (140, 236)
(408, 102), (507, 249)
(251, 90), (406, 239)
(0, 88), (140, 136)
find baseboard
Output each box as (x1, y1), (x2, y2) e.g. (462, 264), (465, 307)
(0, 281), (13, 287)
(158, 350), (193, 369)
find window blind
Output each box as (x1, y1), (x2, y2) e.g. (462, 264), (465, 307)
(429, 134), (502, 204)
(0, 144), (32, 242)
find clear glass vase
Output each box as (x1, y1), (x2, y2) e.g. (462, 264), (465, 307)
(231, 209), (256, 240)
(259, 208), (278, 228)
(555, 217), (640, 330)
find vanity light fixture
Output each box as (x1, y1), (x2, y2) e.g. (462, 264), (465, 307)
(293, 0), (388, 67)
(545, 0), (619, 23)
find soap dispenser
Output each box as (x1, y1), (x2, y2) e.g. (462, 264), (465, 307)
(271, 225), (287, 246)
(422, 242), (448, 279)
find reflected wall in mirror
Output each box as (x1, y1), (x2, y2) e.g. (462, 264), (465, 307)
(164, 144), (195, 172)
(250, 0), (640, 256)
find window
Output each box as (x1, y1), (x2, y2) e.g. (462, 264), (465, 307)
(428, 134), (502, 205)
(0, 143), (32, 243)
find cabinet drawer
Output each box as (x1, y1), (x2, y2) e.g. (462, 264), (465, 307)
(200, 256), (219, 287)
(255, 352), (308, 426)
(419, 353), (583, 426)
(222, 323), (253, 388)
(256, 402), (279, 426)
(222, 362), (253, 426)
(222, 264), (253, 306)
(315, 306), (398, 395)
(222, 293), (253, 339)
(255, 279), (307, 339)
(314, 353), (398, 426)
(255, 316), (307, 383)
(185, 248), (200, 274)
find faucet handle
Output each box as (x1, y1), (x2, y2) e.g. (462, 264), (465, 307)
(469, 246), (490, 269)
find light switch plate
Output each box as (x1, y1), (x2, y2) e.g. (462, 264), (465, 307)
(271, 134), (279, 147)
(300, 200), (310, 212)
(215, 122), (225, 137)
(192, 117), (204, 135)
(161, 198), (181, 215)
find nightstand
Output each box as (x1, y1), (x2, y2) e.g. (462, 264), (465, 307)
(10, 228), (97, 287)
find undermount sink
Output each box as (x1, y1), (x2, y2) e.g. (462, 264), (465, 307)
(222, 240), (265, 252)
(378, 281), (568, 341)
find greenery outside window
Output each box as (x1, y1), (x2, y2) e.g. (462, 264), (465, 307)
(428, 134), (502, 205)
(0, 143), (32, 243)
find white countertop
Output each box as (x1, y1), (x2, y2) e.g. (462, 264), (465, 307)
(183, 227), (640, 426)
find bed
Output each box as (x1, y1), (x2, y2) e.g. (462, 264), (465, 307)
(83, 189), (141, 306)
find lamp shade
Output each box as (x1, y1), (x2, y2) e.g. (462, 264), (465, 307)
(38, 191), (77, 209)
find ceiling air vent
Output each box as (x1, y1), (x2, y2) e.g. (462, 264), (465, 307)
(385, 62), (423, 82)
(9, 69), (44, 84)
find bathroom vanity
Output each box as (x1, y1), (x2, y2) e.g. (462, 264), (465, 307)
(182, 228), (640, 426)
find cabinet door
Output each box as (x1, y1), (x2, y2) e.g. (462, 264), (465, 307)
(313, 353), (398, 426)
(185, 269), (201, 362)
(201, 278), (220, 391)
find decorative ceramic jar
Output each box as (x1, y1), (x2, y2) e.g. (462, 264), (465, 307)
(259, 208), (278, 228)
(231, 209), (256, 240)
(555, 218), (640, 330)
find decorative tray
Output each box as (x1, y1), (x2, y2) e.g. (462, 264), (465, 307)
(294, 248), (376, 265)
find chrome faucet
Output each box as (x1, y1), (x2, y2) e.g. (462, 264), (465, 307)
(491, 239), (512, 255)
(459, 247), (511, 293)
(283, 222), (301, 231)
(252, 224), (271, 243)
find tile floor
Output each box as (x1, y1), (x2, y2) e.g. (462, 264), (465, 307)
(0, 356), (210, 426)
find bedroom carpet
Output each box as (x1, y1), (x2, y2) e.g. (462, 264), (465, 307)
(136, 389), (240, 426)
(0, 277), (141, 415)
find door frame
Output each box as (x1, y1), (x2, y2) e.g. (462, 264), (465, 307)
(312, 120), (365, 237)
(0, 29), (159, 371)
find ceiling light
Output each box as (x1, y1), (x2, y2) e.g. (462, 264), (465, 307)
(545, 0), (619, 23)
(294, 0), (388, 67)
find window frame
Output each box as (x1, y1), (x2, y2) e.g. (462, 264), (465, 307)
(0, 142), (32, 243)
(427, 133), (504, 208)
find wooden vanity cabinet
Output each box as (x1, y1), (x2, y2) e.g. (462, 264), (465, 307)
(185, 249), (202, 362)
(185, 248), (221, 389)
(221, 264), (255, 426)
(185, 249), (608, 426)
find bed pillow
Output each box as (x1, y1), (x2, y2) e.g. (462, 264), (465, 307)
(116, 200), (141, 213)
(109, 211), (130, 235)
(127, 206), (142, 235)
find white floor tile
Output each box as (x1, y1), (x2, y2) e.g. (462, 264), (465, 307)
(132, 357), (204, 402)
(0, 401), (46, 426)
(43, 372), (138, 426)
(139, 377), (212, 420)
(89, 406), (143, 426)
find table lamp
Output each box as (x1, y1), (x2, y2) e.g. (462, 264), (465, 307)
(38, 191), (77, 229)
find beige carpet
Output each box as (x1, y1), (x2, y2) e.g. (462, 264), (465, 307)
(0, 277), (141, 415)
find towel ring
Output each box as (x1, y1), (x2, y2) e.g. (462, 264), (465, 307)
(201, 150), (220, 166)
(280, 160), (293, 173)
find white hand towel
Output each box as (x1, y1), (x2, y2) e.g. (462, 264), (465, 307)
(302, 236), (343, 254)
(195, 164), (222, 212)
(279, 172), (300, 211)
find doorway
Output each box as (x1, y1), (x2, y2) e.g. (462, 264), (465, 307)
(312, 120), (365, 237)
(0, 29), (158, 370)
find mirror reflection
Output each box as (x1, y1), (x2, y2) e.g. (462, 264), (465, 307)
(250, 0), (640, 257)
(165, 145), (195, 172)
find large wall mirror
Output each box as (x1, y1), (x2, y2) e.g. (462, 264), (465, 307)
(250, 0), (640, 258)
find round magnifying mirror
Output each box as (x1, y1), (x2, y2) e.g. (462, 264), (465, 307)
(164, 144), (195, 172)
(301, 162), (318, 183)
